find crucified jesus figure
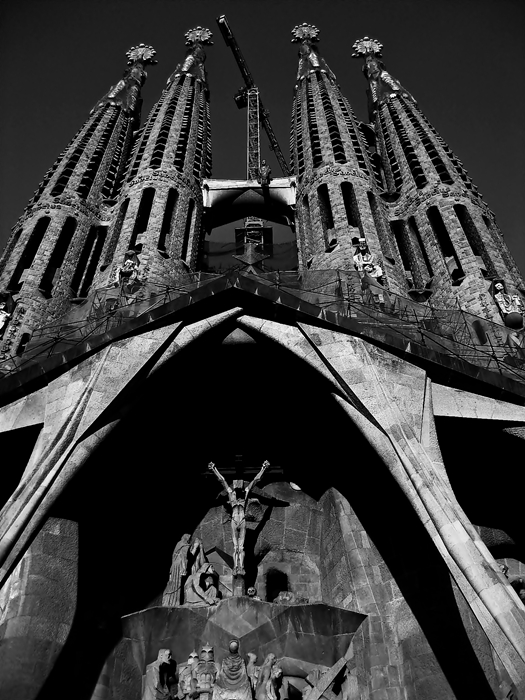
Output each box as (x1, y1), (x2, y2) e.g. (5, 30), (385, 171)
(208, 460), (270, 576)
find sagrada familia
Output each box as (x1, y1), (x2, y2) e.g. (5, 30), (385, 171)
(0, 20), (524, 700)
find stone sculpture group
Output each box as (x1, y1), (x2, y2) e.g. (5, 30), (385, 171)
(143, 641), (286, 700)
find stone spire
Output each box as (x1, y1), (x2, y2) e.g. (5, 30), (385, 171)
(100, 27), (214, 296)
(289, 24), (404, 291)
(0, 45), (157, 364)
(352, 37), (525, 318)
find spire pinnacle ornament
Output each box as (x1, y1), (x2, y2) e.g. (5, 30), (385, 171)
(126, 43), (158, 65)
(185, 27), (213, 46)
(351, 37), (383, 58)
(291, 23), (320, 43)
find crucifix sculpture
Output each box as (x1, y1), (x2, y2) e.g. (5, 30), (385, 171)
(208, 460), (270, 576)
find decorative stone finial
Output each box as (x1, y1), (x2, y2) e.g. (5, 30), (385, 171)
(126, 43), (158, 65)
(291, 23), (320, 43)
(351, 37), (383, 58)
(185, 27), (213, 46)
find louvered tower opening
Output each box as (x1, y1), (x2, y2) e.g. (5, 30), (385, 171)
(150, 81), (184, 170)
(316, 75), (346, 164)
(50, 110), (107, 197)
(387, 104), (427, 189)
(306, 80), (322, 168)
(77, 108), (120, 199)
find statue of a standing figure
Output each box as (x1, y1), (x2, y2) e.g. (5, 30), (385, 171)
(163, 534), (191, 607)
(208, 460), (270, 576)
(212, 639), (252, 700)
(143, 649), (176, 700)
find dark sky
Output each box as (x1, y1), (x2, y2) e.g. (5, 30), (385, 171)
(1, 0), (524, 272)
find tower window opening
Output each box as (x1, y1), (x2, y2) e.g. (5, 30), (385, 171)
(341, 182), (361, 230)
(127, 93), (167, 181)
(317, 75), (346, 164)
(317, 184), (334, 247)
(8, 217), (51, 292)
(408, 216), (433, 279)
(103, 198), (129, 268)
(150, 85), (183, 170)
(399, 100), (453, 185)
(158, 189), (179, 254)
(427, 206), (464, 282)
(50, 110), (106, 197)
(265, 568), (289, 603)
(174, 84), (195, 172)
(367, 192), (394, 260)
(390, 219), (425, 289)
(306, 81), (322, 168)
(387, 104), (427, 189)
(101, 114), (131, 199)
(378, 107), (402, 191)
(129, 188), (155, 249)
(454, 205), (495, 278)
(79, 226), (107, 298)
(180, 198), (195, 262)
(39, 217), (78, 298)
(77, 108), (119, 199)
(70, 226), (98, 297)
(336, 95), (369, 174)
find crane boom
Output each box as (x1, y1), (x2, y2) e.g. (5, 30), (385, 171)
(217, 15), (291, 177)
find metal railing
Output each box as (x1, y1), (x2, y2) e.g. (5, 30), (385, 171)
(1, 270), (524, 385)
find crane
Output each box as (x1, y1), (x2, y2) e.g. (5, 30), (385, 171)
(216, 15), (291, 179)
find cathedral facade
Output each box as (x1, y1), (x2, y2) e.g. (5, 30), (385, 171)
(0, 24), (524, 700)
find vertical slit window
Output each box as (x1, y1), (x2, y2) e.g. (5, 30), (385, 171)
(79, 227), (107, 297)
(180, 199), (195, 262)
(387, 104), (427, 189)
(77, 109), (119, 199)
(158, 189), (179, 253)
(317, 184), (334, 242)
(39, 217), (78, 297)
(103, 198), (129, 267)
(174, 83), (195, 172)
(390, 220), (424, 288)
(129, 188), (155, 248)
(427, 206), (464, 281)
(50, 110), (106, 197)
(341, 182), (360, 229)
(378, 107), (402, 191)
(454, 205), (495, 277)
(367, 192), (394, 260)
(317, 75), (346, 164)
(8, 217), (51, 292)
(71, 226), (98, 297)
(306, 81), (322, 168)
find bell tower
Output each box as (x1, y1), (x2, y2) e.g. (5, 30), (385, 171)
(352, 36), (525, 320)
(103, 27), (213, 292)
(0, 44), (157, 359)
(290, 25), (406, 294)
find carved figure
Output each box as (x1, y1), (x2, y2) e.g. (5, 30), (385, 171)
(184, 563), (221, 607)
(246, 653), (259, 690)
(178, 651), (199, 699)
(191, 643), (219, 700)
(212, 639), (252, 700)
(143, 648), (176, 700)
(493, 281), (524, 328)
(208, 460), (270, 575)
(257, 160), (272, 187)
(163, 534), (192, 607)
(256, 654), (283, 700)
